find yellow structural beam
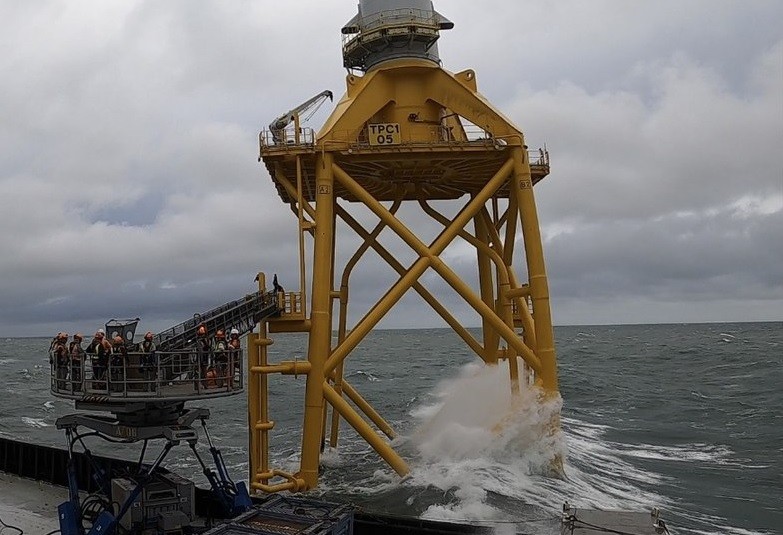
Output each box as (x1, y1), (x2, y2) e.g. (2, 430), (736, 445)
(255, 55), (559, 492)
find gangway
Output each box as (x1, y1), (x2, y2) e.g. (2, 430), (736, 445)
(154, 289), (280, 352)
(49, 287), (283, 405)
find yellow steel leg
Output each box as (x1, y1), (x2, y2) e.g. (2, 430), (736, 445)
(511, 148), (558, 393)
(298, 152), (335, 490)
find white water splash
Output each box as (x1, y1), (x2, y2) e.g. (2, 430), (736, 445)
(401, 361), (675, 528)
(351, 370), (380, 382)
(403, 362), (568, 524)
(21, 417), (49, 429)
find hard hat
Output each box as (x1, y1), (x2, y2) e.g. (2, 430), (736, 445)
(60, 332), (69, 340)
(74, 333), (83, 341)
(144, 331), (153, 340)
(97, 328), (105, 335)
(216, 329), (225, 339)
(230, 328), (239, 336)
(113, 336), (123, 345)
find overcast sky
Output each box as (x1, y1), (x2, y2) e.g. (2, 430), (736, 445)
(1, 1), (781, 337)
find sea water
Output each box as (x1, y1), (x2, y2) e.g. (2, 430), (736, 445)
(0, 322), (780, 534)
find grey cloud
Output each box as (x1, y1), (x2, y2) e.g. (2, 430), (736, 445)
(0, 1), (781, 337)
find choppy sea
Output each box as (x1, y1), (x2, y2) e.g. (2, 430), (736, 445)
(0, 322), (780, 534)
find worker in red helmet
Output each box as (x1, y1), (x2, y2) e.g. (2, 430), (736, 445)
(86, 329), (112, 389)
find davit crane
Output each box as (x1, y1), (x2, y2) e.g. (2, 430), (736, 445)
(268, 90), (333, 144)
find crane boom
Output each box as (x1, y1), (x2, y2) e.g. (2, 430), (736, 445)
(269, 90), (333, 143)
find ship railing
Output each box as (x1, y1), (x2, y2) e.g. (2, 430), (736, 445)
(50, 349), (244, 399)
(259, 128), (317, 150)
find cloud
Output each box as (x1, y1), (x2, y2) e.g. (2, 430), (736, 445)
(0, 1), (781, 336)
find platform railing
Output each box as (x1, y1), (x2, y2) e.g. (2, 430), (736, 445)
(342, 8), (441, 49)
(258, 128), (317, 150)
(50, 349), (244, 400)
(278, 291), (304, 316)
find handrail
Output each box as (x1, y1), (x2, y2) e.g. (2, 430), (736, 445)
(259, 128), (317, 149)
(155, 290), (278, 352)
(50, 348), (244, 401)
(342, 8), (441, 44)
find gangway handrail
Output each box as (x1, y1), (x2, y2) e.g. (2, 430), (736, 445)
(155, 290), (280, 352)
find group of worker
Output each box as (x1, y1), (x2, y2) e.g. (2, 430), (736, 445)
(49, 329), (155, 392)
(49, 326), (242, 393)
(194, 325), (242, 389)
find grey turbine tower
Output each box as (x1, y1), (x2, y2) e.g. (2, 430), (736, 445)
(342, 0), (453, 72)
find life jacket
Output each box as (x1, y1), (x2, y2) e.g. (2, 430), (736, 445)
(69, 342), (84, 362)
(196, 337), (210, 364)
(53, 343), (68, 365)
(95, 339), (111, 366)
(111, 344), (126, 366)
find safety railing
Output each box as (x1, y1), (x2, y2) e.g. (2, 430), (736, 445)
(342, 8), (441, 45)
(278, 291), (304, 316)
(259, 128), (317, 150)
(353, 8), (440, 33)
(529, 148), (550, 167)
(259, 123), (549, 171)
(154, 291), (277, 352)
(49, 349), (244, 400)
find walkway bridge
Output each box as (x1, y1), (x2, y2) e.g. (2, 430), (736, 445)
(153, 290), (280, 351)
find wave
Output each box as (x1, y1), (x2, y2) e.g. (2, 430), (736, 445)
(21, 416), (49, 429)
(395, 362), (669, 527)
(614, 443), (732, 463)
(350, 370), (380, 382)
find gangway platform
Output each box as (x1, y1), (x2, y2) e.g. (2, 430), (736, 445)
(154, 290), (279, 352)
(49, 289), (282, 405)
